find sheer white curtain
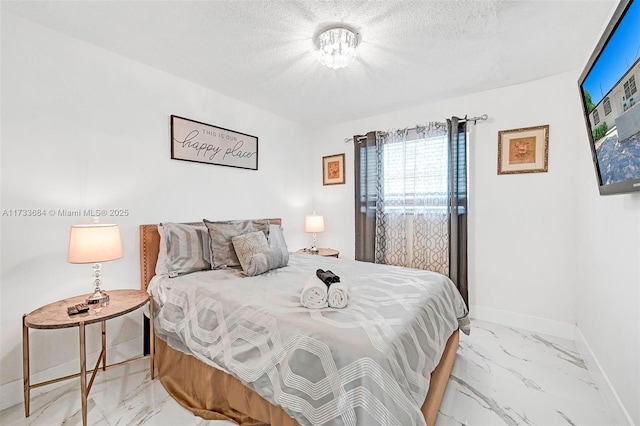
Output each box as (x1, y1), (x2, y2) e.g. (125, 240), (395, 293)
(374, 124), (449, 273)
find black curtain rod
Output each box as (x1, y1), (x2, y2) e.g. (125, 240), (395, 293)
(459, 114), (489, 124)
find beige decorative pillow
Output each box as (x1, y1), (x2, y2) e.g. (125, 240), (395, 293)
(231, 231), (269, 273)
(203, 219), (270, 269)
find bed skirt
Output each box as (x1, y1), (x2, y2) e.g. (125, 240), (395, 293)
(155, 329), (460, 426)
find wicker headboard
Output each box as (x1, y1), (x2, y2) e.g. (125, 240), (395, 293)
(139, 219), (282, 291)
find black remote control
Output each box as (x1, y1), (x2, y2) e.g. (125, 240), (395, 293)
(67, 303), (90, 316)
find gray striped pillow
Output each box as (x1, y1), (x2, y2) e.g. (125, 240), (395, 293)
(163, 222), (211, 277)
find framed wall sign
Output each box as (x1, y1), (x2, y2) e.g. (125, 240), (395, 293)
(322, 153), (345, 185)
(497, 124), (549, 175)
(171, 115), (258, 170)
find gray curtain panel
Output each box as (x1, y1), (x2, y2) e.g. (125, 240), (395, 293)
(354, 118), (468, 307)
(447, 117), (468, 307)
(353, 131), (378, 263)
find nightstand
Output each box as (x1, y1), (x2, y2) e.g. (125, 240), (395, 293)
(22, 289), (153, 426)
(297, 248), (340, 258)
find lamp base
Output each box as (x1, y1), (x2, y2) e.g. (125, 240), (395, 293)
(310, 233), (319, 254)
(86, 290), (109, 305)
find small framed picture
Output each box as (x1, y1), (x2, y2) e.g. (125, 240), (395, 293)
(322, 153), (345, 185)
(497, 125), (549, 175)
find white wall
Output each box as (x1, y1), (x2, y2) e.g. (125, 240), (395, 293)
(311, 71), (639, 423)
(0, 12), (313, 407)
(576, 152), (640, 422)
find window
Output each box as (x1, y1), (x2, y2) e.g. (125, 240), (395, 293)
(624, 75), (637, 98)
(358, 144), (378, 211)
(358, 133), (452, 214)
(381, 134), (449, 213)
(603, 97), (611, 115)
(593, 109), (600, 125)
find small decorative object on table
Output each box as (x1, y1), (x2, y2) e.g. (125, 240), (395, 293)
(67, 303), (90, 316)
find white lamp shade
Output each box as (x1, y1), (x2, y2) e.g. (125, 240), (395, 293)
(304, 215), (325, 233)
(68, 224), (123, 263)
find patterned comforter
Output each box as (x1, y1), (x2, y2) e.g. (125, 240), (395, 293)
(149, 253), (469, 426)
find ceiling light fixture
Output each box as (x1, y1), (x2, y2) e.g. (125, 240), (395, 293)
(316, 26), (359, 70)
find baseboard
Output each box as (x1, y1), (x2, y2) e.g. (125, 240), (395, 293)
(470, 304), (577, 340)
(0, 336), (143, 412)
(574, 328), (634, 426)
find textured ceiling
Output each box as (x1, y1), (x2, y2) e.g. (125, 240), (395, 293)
(3, 0), (617, 127)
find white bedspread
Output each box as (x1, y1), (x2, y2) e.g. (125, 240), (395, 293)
(149, 253), (469, 426)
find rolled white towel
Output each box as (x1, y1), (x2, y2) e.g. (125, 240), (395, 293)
(327, 282), (348, 309)
(300, 276), (328, 309)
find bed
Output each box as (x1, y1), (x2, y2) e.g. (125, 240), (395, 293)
(140, 219), (468, 426)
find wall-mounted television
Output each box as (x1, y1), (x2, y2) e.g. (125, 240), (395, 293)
(578, 0), (640, 195)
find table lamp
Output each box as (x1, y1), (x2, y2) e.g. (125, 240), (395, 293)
(304, 213), (324, 253)
(68, 223), (123, 304)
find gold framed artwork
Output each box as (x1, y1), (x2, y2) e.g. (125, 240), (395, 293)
(497, 124), (549, 175)
(322, 153), (345, 185)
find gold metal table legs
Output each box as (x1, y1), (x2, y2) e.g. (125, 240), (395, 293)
(22, 297), (154, 426)
(22, 315), (30, 417)
(79, 321), (87, 425)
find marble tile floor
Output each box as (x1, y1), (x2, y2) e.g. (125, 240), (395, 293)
(0, 319), (621, 425)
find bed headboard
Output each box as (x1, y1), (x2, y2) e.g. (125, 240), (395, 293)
(139, 219), (282, 292)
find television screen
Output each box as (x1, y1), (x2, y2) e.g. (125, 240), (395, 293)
(578, 0), (640, 195)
